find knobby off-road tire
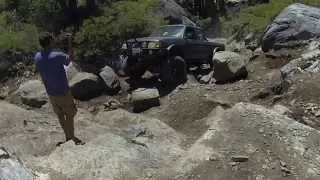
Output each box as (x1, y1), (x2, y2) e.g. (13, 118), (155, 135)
(208, 47), (220, 70)
(128, 64), (146, 79)
(161, 56), (187, 86)
(123, 58), (146, 79)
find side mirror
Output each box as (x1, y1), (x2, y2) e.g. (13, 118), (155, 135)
(184, 32), (193, 39)
(203, 36), (208, 41)
(198, 34), (205, 40)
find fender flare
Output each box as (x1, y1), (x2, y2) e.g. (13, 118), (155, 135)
(212, 47), (219, 58)
(166, 44), (183, 58)
(166, 44), (176, 51)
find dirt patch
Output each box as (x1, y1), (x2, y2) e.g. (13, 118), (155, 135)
(143, 87), (217, 145)
(289, 73), (320, 103)
(270, 73), (320, 130)
(263, 49), (303, 69)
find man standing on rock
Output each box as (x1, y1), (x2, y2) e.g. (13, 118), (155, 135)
(34, 32), (85, 146)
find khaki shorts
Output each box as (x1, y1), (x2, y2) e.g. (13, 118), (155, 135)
(49, 90), (77, 118)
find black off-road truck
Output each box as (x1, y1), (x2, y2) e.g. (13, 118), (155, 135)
(119, 24), (225, 85)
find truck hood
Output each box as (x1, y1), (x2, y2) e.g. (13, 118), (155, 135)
(126, 36), (180, 43)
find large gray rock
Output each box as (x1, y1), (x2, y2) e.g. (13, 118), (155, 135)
(199, 71), (215, 84)
(207, 38), (228, 47)
(0, 102), (27, 132)
(280, 49), (320, 78)
(129, 88), (160, 113)
(34, 109), (184, 180)
(174, 103), (320, 179)
(227, 41), (246, 53)
(0, 86), (9, 100)
(0, 99), (112, 156)
(212, 51), (248, 83)
(0, 101), (65, 157)
(0, 59), (12, 78)
(272, 49), (320, 95)
(262, 3), (320, 52)
(154, 0), (190, 24)
(226, 0), (269, 6)
(0, 100), (108, 169)
(4, 98), (320, 179)
(0, 148), (36, 180)
(99, 66), (121, 95)
(18, 80), (48, 108)
(69, 72), (103, 101)
(0, 98), (184, 179)
(308, 39), (320, 51)
(64, 62), (80, 81)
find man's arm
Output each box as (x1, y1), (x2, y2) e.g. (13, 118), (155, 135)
(67, 34), (74, 61)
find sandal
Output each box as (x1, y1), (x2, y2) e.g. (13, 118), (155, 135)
(56, 141), (66, 147)
(72, 137), (85, 145)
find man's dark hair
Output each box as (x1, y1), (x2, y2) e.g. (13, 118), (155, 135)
(39, 32), (54, 48)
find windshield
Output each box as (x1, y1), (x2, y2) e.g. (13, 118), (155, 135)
(150, 26), (185, 38)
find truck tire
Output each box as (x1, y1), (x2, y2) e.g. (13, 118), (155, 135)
(161, 56), (187, 86)
(128, 64), (146, 79)
(118, 54), (129, 77)
(208, 47), (220, 70)
(208, 52), (214, 70)
(123, 57), (146, 79)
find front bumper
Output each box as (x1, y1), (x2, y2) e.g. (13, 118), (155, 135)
(122, 48), (168, 65)
(119, 47), (168, 75)
(140, 48), (166, 62)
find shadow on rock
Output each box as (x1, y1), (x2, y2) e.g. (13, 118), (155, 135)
(125, 77), (178, 97)
(71, 79), (103, 101)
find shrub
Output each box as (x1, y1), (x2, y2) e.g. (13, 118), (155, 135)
(29, 0), (64, 31)
(0, 0), (5, 11)
(75, 0), (164, 62)
(0, 12), (39, 53)
(220, 0), (320, 37)
(1, 0), (65, 32)
(198, 17), (212, 32)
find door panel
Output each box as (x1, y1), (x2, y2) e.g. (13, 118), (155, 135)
(191, 40), (211, 60)
(184, 27), (210, 62)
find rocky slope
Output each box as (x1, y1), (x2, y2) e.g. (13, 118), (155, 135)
(2, 94), (320, 179)
(2, 2), (320, 180)
(2, 42), (320, 179)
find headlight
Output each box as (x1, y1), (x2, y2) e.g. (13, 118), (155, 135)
(121, 43), (127, 49)
(148, 41), (160, 49)
(142, 42), (147, 48)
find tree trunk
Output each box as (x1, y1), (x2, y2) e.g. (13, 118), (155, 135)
(86, 0), (98, 11)
(57, 0), (67, 8)
(217, 0), (226, 17)
(205, 0), (221, 37)
(68, 0), (77, 11)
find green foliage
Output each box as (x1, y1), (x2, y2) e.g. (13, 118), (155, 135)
(0, 12), (39, 53)
(0, 0), (5, 11)
(2, 0), (33, 21)
(198, 17), (212, 32)
(0, 0), (163, 55)
(220, 0), (320, 37)
(76, 0), (164, 61)
(0, 0), (64, 52)
(29, 0), (64, 31)
(1, 0), (64, 31)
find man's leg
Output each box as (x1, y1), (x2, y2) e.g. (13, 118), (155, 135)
(57, 113), (69, 140)
(65, 111), (84, 144)
(65, 113), (75, 140)
(64, 91), (84, 145)
(49, 96), (69, 145)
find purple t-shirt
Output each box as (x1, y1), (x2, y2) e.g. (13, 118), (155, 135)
(34, 51), (70, 96)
